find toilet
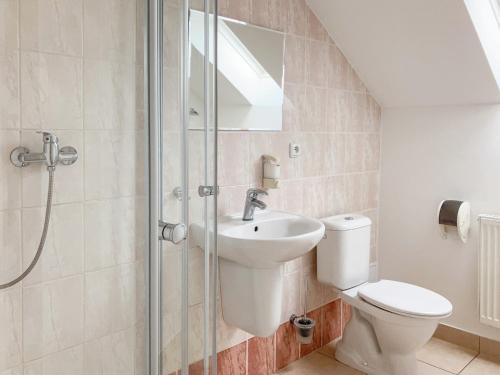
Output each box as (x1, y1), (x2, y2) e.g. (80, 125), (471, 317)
(317, 214), (452, 375)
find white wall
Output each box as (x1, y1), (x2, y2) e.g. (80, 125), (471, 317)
(379, 104), (500, 341)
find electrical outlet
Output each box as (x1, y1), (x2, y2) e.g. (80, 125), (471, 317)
(289, 143), (301, 158)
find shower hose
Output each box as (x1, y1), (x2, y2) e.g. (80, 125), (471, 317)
(0, 168), (54, 289)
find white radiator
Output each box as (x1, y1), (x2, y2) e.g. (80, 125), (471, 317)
(479, 215), (500, 328)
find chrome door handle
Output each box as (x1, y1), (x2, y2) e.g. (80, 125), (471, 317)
(159, 221), (187, 244)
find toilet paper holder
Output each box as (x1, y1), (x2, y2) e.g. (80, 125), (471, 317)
(437, 200), (471, 243)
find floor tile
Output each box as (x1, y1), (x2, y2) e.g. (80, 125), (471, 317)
(417, 361), (454, 375)
(417, 338), (477, 374)
(460, 354), (500, 375)
(277, 352), (363, 375)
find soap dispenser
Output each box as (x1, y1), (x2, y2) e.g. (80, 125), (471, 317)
(262, 154), (280, 189)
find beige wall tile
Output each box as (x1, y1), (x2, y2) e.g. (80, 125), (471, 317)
(85, 198), (140, 271)
(0, 131), (21, 210)
(0, 210), (21, 286)
(20, 0), (83, 56)
(303, 86), (327, 132)
(20, 52), (82, 130)
(83, 0), (136, 63)
(286, 0), (306, 36)
(0, 52), (19, 129)
(219, 0), (251, 22)
(284, 35), (305, 84)
(23, 276), (84, 361)
(0, 0), (18, 52)
(305, 40), (329, 87)
(0, 367), (21, 375)
(24, 345), (84, 375)
(434, 324), (479, 352)
(84, 130), (140, 200)
(283, 83), (305, 132)
(251, 0), (286, 31)
(281, 270), (301, 323)
(83, 60), (136, 130)
(84, 329), (135, 375)
(84, 263), (136, 340)
(22, 203), (84, 285)
(0, 288), (22, 371)
(306, 8), (328, 42)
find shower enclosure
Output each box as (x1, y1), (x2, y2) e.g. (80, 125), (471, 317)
(0, 0), (218, 374)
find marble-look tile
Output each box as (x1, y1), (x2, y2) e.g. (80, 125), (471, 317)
(300, 308), (322, 357)
(248, 336), (274, 375)
(365, 95), (381, 132)
(417, 361), (453, 375)
(23, 275), (84, 361)
(306, 40), (329, 87)
(85, 198), (140, 271)
(0, 131), (21, 210)
(21, 130), (84, 206)
(0, 367), (21, 375)
(286, 0), (306, 37)
(278, 351), (363, 374)
(282, 180), (304, 215)
(417, 337), (477, 374)
(0, 210), (21, 286)
(0, 52), (19, 129)
(161, 309), (181, 374)
(84, 263), (136, 340)
(83, 60), (136, 130)
(0, 0), (18, 52)
(84, 130), (141, 200)
(216, 300), (251, 353)
(480, 337), (500, 356)
(327, 44), (353, 91)
(163, 67), (180, 132)
(344, 134), (364, 173)
(302, 177), (327, 218)
(218, 132), (249, 187)
(327, 90), (353, 133)
(0, 288), (22, 371)
(250, 0), (286, 31)
(217, 341), (247, 375)
(163, 5), (181, 68)
(24, 345), (84, 375)
(20, 52), (82, 130)
(363, 133), (381, 171)
(303, 86), (327, 131)
(283, 83), (305, 132)
(217, 186), (248, 217)
(284, 35), (305, 84)
(84, 329), (135, 375)
(275, 321), (300, 370)
(83, 0), (136, 63)
(322, 300), (342, 345)
(22, 203), (84, 285)
(20, 0), (83, 56)
(219, 0), (251, 22)
(306, 8), (328, 42)
(461, 354), (500, 375)
(187, 247), (204, 306)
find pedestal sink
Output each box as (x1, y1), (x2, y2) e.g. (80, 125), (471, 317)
(191, 210), (325, 337)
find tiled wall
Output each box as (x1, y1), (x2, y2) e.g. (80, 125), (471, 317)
(0, 0), (146, 374)
(162, 0), (381, 374)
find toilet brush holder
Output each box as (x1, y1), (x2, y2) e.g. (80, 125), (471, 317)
(290, 314), (316, 344)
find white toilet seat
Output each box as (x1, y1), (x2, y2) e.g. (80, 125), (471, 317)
(358, 279), (453, 318)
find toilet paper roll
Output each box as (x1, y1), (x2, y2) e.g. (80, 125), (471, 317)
(438, 200), (471, 243)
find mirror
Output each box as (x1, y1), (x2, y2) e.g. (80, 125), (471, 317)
(189, 11), (285, 131)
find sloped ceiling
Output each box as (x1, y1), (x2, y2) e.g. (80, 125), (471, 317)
(307, 0), (500, 108)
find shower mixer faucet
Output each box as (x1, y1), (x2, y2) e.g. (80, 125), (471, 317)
(10, 131), (78, 170)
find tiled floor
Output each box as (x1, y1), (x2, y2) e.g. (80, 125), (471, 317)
(278, 337), (500, 374)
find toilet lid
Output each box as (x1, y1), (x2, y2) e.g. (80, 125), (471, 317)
(358, 280), (453, 318)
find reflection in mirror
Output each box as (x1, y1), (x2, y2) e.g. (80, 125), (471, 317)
(189, 10), (285, 131)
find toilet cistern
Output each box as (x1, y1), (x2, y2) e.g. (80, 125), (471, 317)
(242, 188), (268, 221)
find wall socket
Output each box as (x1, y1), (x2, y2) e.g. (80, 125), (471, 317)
(289, 143), (301, 158)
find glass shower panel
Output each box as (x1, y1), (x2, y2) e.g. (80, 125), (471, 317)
(0, 0), (148, 374)
(159, 0), (218, 374)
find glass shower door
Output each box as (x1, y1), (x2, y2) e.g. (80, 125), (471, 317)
(147, 0), (217, 374)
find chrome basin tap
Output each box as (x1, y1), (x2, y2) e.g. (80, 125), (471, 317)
(243, 188), (268, 221)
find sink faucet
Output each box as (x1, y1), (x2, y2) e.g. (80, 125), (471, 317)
(243, 188), (268, 221)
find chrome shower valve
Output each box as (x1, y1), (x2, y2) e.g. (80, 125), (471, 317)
(10, 131), (78, 169)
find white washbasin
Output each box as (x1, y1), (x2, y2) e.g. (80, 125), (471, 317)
(191, 210), (325, 268)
